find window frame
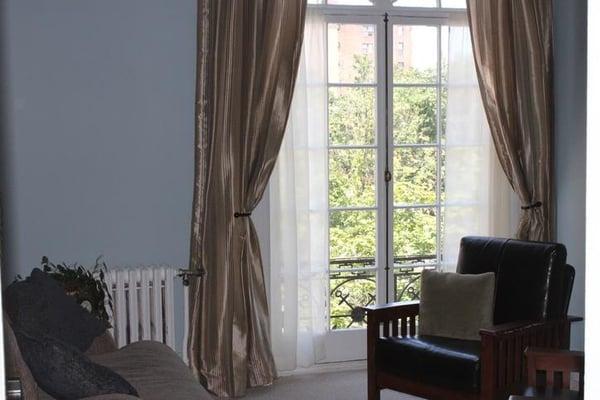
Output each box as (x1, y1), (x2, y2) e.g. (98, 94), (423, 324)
(313, 0), (467, 333)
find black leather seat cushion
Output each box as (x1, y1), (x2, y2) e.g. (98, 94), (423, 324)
(376, 335), (481, 392)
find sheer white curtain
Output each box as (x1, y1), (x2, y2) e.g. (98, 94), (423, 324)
(269, 10), (329, 371)
(442, 19), (516, 270)
(269, 14), (516, 371)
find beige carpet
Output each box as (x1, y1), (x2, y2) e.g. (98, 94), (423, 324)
(243, 369), (424, 400)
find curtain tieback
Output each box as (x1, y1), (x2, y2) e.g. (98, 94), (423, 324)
(521, 201), (542, 210)
(234, 211), (252, 218)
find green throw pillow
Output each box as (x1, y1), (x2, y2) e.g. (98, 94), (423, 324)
(418, 270), (495, 341)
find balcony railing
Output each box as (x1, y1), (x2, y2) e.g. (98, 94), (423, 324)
(329, 255), (436, 329)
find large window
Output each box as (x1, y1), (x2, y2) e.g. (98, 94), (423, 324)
(319, 1), (466, 330)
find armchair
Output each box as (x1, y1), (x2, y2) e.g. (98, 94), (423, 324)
(365, 236), (582, 400)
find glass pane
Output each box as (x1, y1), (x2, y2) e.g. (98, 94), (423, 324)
(394, 147), (437, 205)
(393, 207), (437, 260)
(329, 149), (376, 208)
(329, 86), (376, 145)
(441, 0), (466, 8)
(439, 148), (446, 202)
(440, 86), (447, 143)
(393, 87), (438, 144)
(394, 0), (437, 7)
(393, 25), (438, 84)
(328, 0), (373, 4)
(330, 270), (375, 329)
(441, 25), (449, 83)
(394, 266), (435, 302)
(330, 210), (376, 261)
(328, 23), (376, 84)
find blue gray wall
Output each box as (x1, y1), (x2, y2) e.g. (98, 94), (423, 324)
(0, 0), (199, 354)
(0, 0), (273, 355)
(554, 0), (587, 350)
(1, 0), (197, 279)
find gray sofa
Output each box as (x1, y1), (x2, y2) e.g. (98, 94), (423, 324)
(5, 320), (213, 400)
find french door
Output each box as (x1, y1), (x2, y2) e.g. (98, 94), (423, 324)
(323, 12), (448, 362)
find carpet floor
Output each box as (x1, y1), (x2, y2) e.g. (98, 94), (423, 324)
(243, 369), (424, 400)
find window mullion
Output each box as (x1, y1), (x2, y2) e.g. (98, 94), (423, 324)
(435, 23), (443, 270)
(375, 15), (391, 305)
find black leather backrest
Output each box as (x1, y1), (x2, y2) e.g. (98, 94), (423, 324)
(563, 264), (575, 315)
(456, 236), (569, 325)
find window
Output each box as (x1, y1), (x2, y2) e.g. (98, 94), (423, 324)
(317, 1), (465, 330)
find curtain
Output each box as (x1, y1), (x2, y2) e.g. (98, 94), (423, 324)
(442, 18), (515, 269)
(188, 1), (306, 397)
(466, 0), (555, 241)
(269, 10), (329, 371)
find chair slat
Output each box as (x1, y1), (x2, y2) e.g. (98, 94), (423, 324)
(382, 321), (390, 337)
(498, 340), (506, 386)
(400, 317), (407, 336)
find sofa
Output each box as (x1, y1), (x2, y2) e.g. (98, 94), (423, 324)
(3, 269), (213, 400)
(5, 325), (213, 400)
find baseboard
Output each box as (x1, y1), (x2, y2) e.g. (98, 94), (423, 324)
(277, 359), (367, 377)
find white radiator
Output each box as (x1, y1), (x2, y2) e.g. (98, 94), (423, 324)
(106, 266), (189, 360)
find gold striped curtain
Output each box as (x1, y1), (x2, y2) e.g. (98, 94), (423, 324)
(188, 0), (306, 397)
(467, 0), (555, 241)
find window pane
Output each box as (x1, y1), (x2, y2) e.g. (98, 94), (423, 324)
(328, 23), (376, 84)
(329, 86), (376, 145)
(330, 149), (376, 208)
(393, 25), (438, 83)
(441, 25), (449, 83)
(393, 208), (437, 260)
(330, 210), (376, 260)
(441, 0), (466, 8)
(394, 0), (437, 7)
(393, 87), (437, 144)
(330, 270), (375, 329)
(394, 147), (437, 205)
(394, 266), (434, 302)
(328, 0), (373, 4)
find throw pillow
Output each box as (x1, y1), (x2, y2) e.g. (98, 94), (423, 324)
(13, 328), (139, 400)
(418, 270), (495, 341)
(4, 268), (107, 352)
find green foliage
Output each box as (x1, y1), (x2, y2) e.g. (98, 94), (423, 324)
(328, 56), (444, 329)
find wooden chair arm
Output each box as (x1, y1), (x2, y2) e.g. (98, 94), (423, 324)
(480, 316), (583, 337)
(480, 320), (547, 337)
(364, 300), (419, 324)
(525, 347), (584, 360)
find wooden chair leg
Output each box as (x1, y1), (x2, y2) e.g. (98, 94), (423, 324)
(368, 371), (380, 400)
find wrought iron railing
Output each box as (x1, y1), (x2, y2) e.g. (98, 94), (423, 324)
(329, 255), (436, 329)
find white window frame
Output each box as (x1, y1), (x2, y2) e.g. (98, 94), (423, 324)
(313, 0), (467, 363)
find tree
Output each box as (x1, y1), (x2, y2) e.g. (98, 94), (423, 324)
(328, 54), (445, 329)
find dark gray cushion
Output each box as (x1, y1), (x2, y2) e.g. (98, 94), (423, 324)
(14, 328), (139, 400)
(4, 268), (107, 352)
(418, 270), (495, 341)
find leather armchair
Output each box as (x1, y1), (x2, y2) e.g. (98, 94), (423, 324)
(365, 236), (582, 400)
